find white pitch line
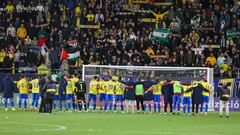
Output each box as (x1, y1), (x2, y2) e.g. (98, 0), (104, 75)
(0, 122), (66, 132)
(83, 128), (220, 135)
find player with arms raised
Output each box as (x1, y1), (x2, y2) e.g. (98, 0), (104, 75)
(87, 76), (98, 112)
(182, 81), (192, 116)
(17, 75), (29, 111)
(104, 76), (116, 112)
(114, 77), (125, 113)
(200, 80), (213, 115)
(30, 77), (40, 111)
(66, 76), (75, 111)
(98, 78), (106, 112)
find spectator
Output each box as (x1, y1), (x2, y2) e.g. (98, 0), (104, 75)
(60, 60), (69, 76)
(37, 63), (49, 75)
(17, 24), (27, 39)
(205, 53), (216, 67)
(217, 53), (226, 67)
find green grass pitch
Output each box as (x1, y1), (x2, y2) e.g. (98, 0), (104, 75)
(0, 109), (240, 135)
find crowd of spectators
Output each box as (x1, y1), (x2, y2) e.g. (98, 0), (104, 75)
(0, 0), (239, 78)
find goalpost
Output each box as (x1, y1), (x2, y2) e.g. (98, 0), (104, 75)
(82, 65), (214, 111)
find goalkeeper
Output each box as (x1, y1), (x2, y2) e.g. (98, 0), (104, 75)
(74, 77), (87, 112)
(173, 81), (183, 115)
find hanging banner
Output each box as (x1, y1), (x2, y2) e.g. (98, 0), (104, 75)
(123, 4), (140, 12)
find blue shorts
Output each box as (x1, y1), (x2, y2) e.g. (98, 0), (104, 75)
(202, 96), (209, 103)
(66, 94), (74, 100)
(54, 95), (59, 100)
(88, 93), (97, 101)
(19, 94), (28, 99)
(115, 95), (124, 101)
(106, 94), (113, 101)
(182, 97), (191, 105)
(99, 93), (106, 101)
(173, 95), (181, 103)
(153, 94), (161, 102)
(32, 93), (40, 100)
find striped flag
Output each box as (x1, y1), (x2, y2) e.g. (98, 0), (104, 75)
(60, 48), (80, 62)
(67, 40), (78, 47)
(153, 29), (171, 43)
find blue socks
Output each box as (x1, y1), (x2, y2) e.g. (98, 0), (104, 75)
(158, 103), (161, 113)
(67, 102), (71, 110)
(93, 102), (96, 110)
(109, 102), (113, 111)
(121, 104), (124, 111)
(205, 104), (208, 112)
(104, 102), (107, 110)
(187, 105), (190, 114)
(23, 99), (27, 109)
(154, 103), (157, 113)
(18, 100), (22, 108)
(148, 104), (152, 112)
(114, 104), (117, 111)
(183, 105), (186, 114)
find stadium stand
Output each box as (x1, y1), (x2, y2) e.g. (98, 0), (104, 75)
(0, 0), (239, 78)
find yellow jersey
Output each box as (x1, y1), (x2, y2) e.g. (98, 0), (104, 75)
(30, 79), (39, 93)
(87, 14), (94, 21)
(153, 82), (163, 95)
(200, 81), (212, 96)
(17, 79), (28, 94)
(66, 80), (74, 94)
(71, 77), (79, 92)
(98, 80), (106, 94)
(183, 85), (192, 97)
(115, 81), (124, 95)
(0, 51), (6, 62)
(106, 80), (115, 94)
(56, 84), (59, 95)
(89, 80), (98, 94)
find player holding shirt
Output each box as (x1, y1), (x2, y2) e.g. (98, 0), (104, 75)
(145, 79), (163, 114)
(104, 77), (116, 112)
(114, 77), (125, 113)
(87, 76), (98, 112)
(17, 75), (29, 110)
(66, 76), (75, 111)
(71, 74), (79, 111)
(30, 77), (40, 110)
(173, 81), (183, 115)
(182, 82), (192, 116)
(98, 78), (106, 112)
(200, 81), (212, 115)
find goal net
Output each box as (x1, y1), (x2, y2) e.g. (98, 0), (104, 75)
(82, 65), (214, 110)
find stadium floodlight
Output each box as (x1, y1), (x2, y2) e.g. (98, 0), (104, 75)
(82, 65), (214, 110)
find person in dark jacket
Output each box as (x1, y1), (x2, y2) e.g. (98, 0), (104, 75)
(143, 79), (155, 114)
(39, 76), (48, 113)
(121, 78), (135, 113)
(45, 79), (57, 114)
(217, 83), (230, 118)
(187, 81), (209, 115)
(58, 75), (68, 112)
(74, 77), (87, 112)
(1, 74), (16, 111)
(162, 80), (174, 114)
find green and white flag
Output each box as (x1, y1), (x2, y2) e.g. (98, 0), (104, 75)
(227, 30), (240, 38)
(153, 29), (171, 43)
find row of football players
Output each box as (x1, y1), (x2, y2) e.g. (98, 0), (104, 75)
(85, 76), (213, 115)
(5, 75), (213, 116)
